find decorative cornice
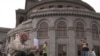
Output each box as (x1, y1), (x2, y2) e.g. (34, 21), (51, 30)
(29, 9), (100, 19)
(31, 27), (56, 32)
(31, 28), (38, 32)
(7, 27), (32, 36)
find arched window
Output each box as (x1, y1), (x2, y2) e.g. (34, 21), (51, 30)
(38, 22), (48, 38)
(75, 22), (85, 38)
(56, 21), (67, 38)
(92, 24), (99, 39)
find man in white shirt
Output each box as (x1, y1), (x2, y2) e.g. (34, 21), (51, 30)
(8, 32), (36, 56)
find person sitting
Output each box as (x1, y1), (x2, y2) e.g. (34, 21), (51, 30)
(8, 32), (36, 56)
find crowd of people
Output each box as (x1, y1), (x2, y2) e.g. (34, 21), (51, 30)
(0, 31), (97, 56)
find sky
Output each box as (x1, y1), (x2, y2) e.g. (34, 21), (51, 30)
(0, 0), (100, 28)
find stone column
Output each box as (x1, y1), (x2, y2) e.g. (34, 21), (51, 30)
(48, 27), (56, 56)
(85, 28), (93, 56)
(67, 26), (77, 56)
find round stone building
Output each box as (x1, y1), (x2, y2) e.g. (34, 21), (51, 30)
(6, 0), (100, 56)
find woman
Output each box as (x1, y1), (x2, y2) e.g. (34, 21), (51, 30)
(91, 48), (96, 56)
(42, 41), (47, 56)
(81, 38), (89, 56)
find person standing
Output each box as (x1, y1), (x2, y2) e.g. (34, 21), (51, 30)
(8, 32), (36, 56)
(81, 38), (89, 56)
(91, 48), (96, 56)
(42, 41), (47, 56)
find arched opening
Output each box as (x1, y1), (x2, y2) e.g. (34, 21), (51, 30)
(38, 22), (48, 38)
(56, 21), (67, 38)
(92, 24), (99, 39)
(75, 22), (85, 38)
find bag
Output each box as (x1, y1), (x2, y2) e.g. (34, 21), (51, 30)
(86, 48), (89, 51)
(82, 47), (89, 51)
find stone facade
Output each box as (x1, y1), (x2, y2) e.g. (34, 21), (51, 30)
(0, 27), (11, 51)
(7, 0), (100, 56)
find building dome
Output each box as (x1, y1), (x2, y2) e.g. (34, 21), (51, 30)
(7, 0), (100, 56)
(16, 0), (96, 26)
(27, 0), (95, 12)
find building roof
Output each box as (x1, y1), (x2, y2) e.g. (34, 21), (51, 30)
(0, 27), (12, 33)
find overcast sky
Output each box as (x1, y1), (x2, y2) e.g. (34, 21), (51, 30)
(0, 0), (100, 28)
